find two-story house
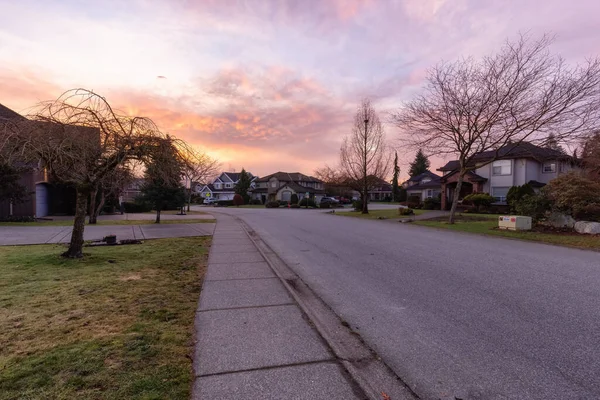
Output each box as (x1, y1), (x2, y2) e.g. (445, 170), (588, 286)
(404, 170), (442, 201)
(437, 142), (575, 210)
(251, 172), (325, 204)
(197, 172), (256, 201)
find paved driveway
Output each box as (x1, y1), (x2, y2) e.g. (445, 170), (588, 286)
(203, 206), (600, 400)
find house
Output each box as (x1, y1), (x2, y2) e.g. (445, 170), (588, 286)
(251, 172), (325, 204)
(0, 103), (75, 218)
(197, 172), (256, 201)
(404, 170), (442, 201)
(437, 142), (576, 210)
(121, 178), (145, 202)
(366, 177), (393, 201)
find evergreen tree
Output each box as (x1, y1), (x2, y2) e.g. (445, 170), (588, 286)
(408, 149), (430, 177)
(235, 168), (252, 203)
(139, 139), (186, 223)
(392, 152), (400, 202)
(546, 133), (565, 153)
(0, 163), (27, 206)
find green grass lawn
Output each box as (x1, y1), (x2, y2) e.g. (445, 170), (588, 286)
(0, 218), (215, 227)
(337, 208), (430, 220)
(414, 215), (600, 250)
(0, 237), (210, 399)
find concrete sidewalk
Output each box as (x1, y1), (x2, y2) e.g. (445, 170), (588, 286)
(192, 214), (363, 400)
(0, 223), (215, 245)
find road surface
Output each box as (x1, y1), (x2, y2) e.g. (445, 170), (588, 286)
(200, 206), (600, 400)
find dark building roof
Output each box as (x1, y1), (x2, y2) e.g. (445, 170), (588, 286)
(220, 172), (255, 182)
(256, 171), (322, 183)
(280, 182), (326, 194)
(405, 170), (442, 191)
(438, 142), (571, 172)
(0, 103), (25, 121)
(203, 184), (234, 193)
(528, 180), (546, 188)
(439, 170), (488, 183)
(408, 170), (441, 182)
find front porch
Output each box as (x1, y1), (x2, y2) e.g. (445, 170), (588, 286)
(440, 171), (487, 211)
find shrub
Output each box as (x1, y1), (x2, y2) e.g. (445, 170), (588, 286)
(216, 200), (234, 207)
(0, 215), (36, 222)
(352, 200), (363, 211)
(573, 203), (600, 222)
(279, 200), (289, 207)
(423, 197), (441, 210)
(383, 195), (392, 202)
(233, 194), (244, 206)
(398, 207), (414, 216)
(265, 201), (280, 208)
(463, 193), (495, 212)
(407, 195), (421, 209)
(290, 203), (300, 208)
(251, 199), (262, 205)
(506, 184), (535, 213)
(544, 172), (600, 220)
(320, 202), (331, 209)
(122, 201), (152, 213)
(291, 194), (299, 204)
(515, 193), (551, 223)
(299, 198), (317, 208)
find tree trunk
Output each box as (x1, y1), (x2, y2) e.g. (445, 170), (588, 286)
(448, 173), (465, 224)
(155, 209), (161, 224)
(63, 189), (88, 258)
(362, 188), (369, 214)
(92, 189), (106, 223)
(88, 186), (98, 224)
(187, 189), (192, 212)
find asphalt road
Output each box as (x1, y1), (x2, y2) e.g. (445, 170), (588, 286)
(203, 207), (600, 400)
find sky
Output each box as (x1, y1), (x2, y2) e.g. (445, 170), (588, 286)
(1, 0), (599, 179)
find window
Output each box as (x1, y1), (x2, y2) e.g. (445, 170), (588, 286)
(215, 183), (221, 189)
(492, 187), (510, 202)
(492, 160), (512, 176)
(543, 162), (556, 173)
(225, 183), (232, 188)
(271, 181), (277, 188)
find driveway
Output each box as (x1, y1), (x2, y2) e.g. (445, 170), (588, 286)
(202, 206), (600, 400)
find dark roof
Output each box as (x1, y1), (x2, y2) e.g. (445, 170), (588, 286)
(250, 187), (268, 193)
(256, 171), (322, 183)
(405, 181), (442, 191)
(528, 180), (546, 188)
(280, 182), (326, 194)
(438, 142), (571, 172)
(408, 170), (441, 182)
(0, 103), (25, 121)
(439, 170), (488, 183)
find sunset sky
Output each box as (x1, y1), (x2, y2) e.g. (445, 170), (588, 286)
(1, 0), (599, 178)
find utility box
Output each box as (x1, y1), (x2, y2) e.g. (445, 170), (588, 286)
(498, 216), (532, 231)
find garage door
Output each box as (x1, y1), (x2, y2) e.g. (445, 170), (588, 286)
(36, 184), (48, 217)
(281, 191), (292, 202)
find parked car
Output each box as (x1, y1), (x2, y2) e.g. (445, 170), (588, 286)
(334, 196), (351, 204)
(204, 197), (218, 205)
(320, 196), (340, 205)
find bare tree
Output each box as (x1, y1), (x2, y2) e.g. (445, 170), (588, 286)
(340, 98), (391, 214)
(4, 89), (178, 258)
(392, 34), (600, 223)
(181, 148), (220, 211)
(88, 165), (134, 224)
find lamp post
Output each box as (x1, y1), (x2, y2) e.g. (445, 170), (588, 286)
(363, 117), (369, 214)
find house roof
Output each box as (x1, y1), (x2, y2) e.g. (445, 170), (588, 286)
(439, 170), (488, 183)
(408, 170), (441, 182)
(279, 182), (326, 194)
(0, 103), (25, 121)
(528, 180), (546, 188)
(438, 142), (571, 172)
(405, 180), (442, 191)
(256, 171), (322, 183)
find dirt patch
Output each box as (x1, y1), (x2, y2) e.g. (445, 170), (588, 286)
(119, 274), (142, 281)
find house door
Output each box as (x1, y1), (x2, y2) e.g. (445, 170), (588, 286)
(36, 184), (49, 217)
